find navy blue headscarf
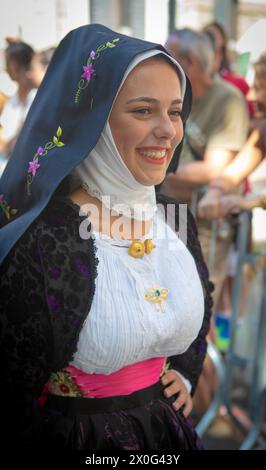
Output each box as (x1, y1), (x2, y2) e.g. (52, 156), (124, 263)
(0, 24), (191, 264)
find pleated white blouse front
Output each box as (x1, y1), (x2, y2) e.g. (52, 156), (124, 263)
(71, 210), (204, 374)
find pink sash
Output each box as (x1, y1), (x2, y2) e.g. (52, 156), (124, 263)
(65, 357), (166, 398)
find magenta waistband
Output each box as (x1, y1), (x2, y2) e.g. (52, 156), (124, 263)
(64, 357), (166, 398)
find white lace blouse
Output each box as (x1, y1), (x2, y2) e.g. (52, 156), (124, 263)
(71, 210), (204, 374)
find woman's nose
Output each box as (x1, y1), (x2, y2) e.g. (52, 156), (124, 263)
(153, 114), (179, 141)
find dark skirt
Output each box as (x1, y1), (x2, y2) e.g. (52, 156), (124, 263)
(41, 381), (204, 450)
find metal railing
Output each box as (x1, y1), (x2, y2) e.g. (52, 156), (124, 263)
(196, 211), (266, 449)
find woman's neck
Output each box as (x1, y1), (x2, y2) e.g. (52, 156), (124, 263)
(69, 186), (152, 240)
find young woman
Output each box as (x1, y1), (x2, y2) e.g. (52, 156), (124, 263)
(0, 24), (212, 450)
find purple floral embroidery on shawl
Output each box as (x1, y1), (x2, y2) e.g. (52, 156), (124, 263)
(27, 126), (65, 196)
(51, 266), (61, 279)
(74, 256), (89, 276)
(46, 292), (63, 314)
(74, 38), (120, 104)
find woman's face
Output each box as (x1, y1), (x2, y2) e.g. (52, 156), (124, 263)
(26, 54), (47, 88)
(109, 58), (184, 186)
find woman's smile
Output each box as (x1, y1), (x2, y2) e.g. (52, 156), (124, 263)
(137, 147), (169, 165)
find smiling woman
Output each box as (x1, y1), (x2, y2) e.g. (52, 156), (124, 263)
(0, 24), (213, 451)
(109, 56), (184, 186)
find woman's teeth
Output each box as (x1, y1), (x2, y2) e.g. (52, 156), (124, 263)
(140, 150), (166, 159)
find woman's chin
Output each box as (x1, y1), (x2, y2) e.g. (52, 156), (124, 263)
(134, 169), (167, 187)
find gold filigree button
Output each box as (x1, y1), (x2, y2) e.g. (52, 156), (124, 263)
(128, 239), (155, 258)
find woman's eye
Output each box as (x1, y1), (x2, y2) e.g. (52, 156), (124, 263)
(170, 110), (182, 117)
(133, 108), (151, 115)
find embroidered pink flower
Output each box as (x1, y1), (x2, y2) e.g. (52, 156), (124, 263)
(81, 63), (96, 81)
(28, 159), (41, 177)
(37, 146), (44, 155)
(0, 194), (4, 204)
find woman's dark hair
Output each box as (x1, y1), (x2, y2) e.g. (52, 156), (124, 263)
(5, 42), (35, 71)
(205, 21), (228, 42)
(203, 21), (230, 72)
(203, 30), (216, 52)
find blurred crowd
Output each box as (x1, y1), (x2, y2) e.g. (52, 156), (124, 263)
(1, 20), (266, 442)
(0, 37), (55, 171)
(160, 22), (266, 423)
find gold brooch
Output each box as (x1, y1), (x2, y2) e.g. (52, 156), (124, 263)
(128, 239), (155, 258)
(145, 287), (169, 312)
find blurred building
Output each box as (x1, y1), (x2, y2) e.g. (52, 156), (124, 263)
(1, 1), (265, 47)
(177, 0), (266, 40)
(238, 0), (266, 40)
(0, 0), (265, 89)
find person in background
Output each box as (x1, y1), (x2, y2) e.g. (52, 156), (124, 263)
(27, 47), (56, 88)
(0, 41), (36, 157)
(203, 21), (230, 73)
(202, 21), (253, 116)
(198, 52), (266, 220)
(161, 28), (249, 419)
(195, 52), (266, 418)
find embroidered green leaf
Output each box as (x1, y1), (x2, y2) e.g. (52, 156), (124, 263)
(57, 126), (62, 138)
(96, 44), (106, 53)
(106, 42), (115, 48)
(5, 207), (11, 220)
(113, 38), (120, 43)
(0, 194), (18, 220)
(56, 141), (65, 147)
(53, 136), (59, 145)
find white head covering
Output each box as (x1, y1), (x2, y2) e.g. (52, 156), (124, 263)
(74, 49), (186, 221)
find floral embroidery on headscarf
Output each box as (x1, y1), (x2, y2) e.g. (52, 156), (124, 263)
(27, 126), (65, 195)
(0, 194), (18, 220)
(74, 38), (120, 104)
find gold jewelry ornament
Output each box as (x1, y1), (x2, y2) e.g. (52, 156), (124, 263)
(145, 287), (169, 312)
(144, 239), (155, 254)
(128, 239), (155, 258)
